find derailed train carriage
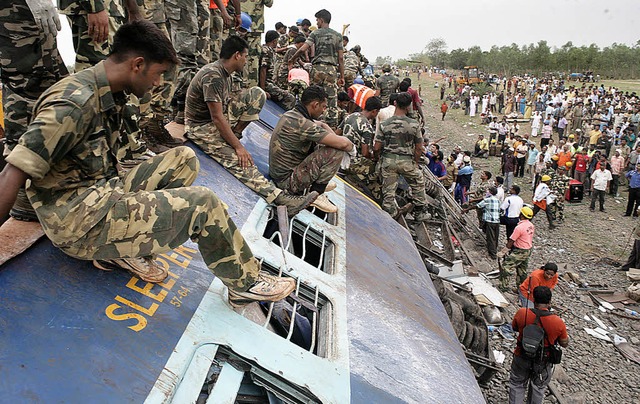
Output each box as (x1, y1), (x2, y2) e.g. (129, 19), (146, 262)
(0, 101), (484, 403)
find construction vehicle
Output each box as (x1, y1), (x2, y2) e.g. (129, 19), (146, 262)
(457, 66), (484, 86)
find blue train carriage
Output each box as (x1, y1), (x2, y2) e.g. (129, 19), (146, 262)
(0, 101), (484, 403)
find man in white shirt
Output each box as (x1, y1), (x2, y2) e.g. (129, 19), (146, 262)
(375, 92), (397, 138)
(500, 184), (524, 238)
(590, 156), (613, 212)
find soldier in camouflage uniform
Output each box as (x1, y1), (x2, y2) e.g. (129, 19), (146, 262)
(58, 0), (138, 72)
(287, 9), (344, 129)
(275, 34), (305, 89)
(0, 20), (295, 305)
(185, 36), (317, 216)
(0, 0), (69, 220)
(373, 92), (429, 220)
(343, 48), (363, 89)
(352, 45), (369, 70)
(166, 0), (211, 122)
(339, 96), (383, 201)
(259, 30), (295, 110)
(552, 165), (571, 223)
(239, 0), (272, 88)
(376, 63), (399, 108)
(209, 0), (239, 62)
(269, 85), (354, 213)
(499, 208), (535, 290)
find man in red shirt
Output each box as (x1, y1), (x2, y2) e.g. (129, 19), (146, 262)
(399, 79), (425, 129)
(509, 286), (569, 404)
(499, 206), (535, 291)
(572, 149), (588, 184)
(519, 263), (559, 307)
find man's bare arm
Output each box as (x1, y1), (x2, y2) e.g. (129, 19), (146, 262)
(288, 43), (310, 69)
(0, 164), (29, 225)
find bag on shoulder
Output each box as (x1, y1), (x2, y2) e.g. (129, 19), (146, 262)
(520, 309), (553, 362)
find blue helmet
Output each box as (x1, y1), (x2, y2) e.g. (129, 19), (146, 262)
(240, 12), (252, 32)
(354, 78), (365, 85)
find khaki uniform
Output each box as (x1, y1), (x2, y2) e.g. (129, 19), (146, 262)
(5, 62), (259, 290)
(185, 60), (280, 202)
(305, 27), (344, 128)
(375, 115), (427, 217)
(0, 1), (68, 151)
(240, 0), (272, 88)
(260, 44), (295, 110)
(269, 107), (343, 194)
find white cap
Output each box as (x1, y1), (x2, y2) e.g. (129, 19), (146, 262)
(463, 156), (471, 163)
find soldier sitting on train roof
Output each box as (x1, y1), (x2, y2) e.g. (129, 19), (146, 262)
(0, 21), (296, 307)
(185, 35), (318, 217)
(269, 86), (355, 214)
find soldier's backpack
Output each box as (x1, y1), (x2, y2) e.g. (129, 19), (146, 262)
(520, 308), (553, 362)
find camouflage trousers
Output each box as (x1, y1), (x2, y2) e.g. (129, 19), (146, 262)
(66, 14), (125, 72)
(185, 87), (279, 202)
(139, 1), (176, 120)
(343, 70), (357, 90)
(0, 2), (68, 150)
(209, 8), (230, 62)
(243, 33), (262, 89)
(265, 82), (295, 111)
(342, 158), (381, 201)
(310, 64), (339, 128)
(499, 247), (532, 289)
(556, 199), (565, 222)
(380, 155), (427, 217)
(60, 146), (259, 291)
(167, 0), (210, 106)
(274, 146), (344, 195)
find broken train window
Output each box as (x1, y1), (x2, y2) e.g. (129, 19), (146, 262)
(198, 346), (322, 404)
(262, 211), (335, 274)
(254, 260), (332, 358)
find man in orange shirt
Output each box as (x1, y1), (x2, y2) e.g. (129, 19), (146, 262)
(519, 263), (559, 308)
(509, 286), (569, 404)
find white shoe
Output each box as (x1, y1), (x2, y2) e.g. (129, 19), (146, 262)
(311, 194), (338, 213)
(324, 181), (337, 192)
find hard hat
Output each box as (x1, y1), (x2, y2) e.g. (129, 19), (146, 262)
(354, 77), (365, 85)
(541, 175), (552, 182)
(491, 139), (497, 143)
(520, 206), (534, 219)
(569, 134), (575, 138)
(382, 63), (391, 72)
(463, 155), (471, 163)
(240, 12), (252, 32)
(296, 18), (303, 25)
(552, 155), (559, 160)
(565, 161), (573, 167)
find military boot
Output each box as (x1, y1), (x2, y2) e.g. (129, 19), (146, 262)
(273, 191), (319, 217)
(139, 116), (182, 153)
(10, 188), (38, 222)
(412, 206), (431, 222)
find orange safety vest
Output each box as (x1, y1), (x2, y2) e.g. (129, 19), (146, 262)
(210, 0), (229, 10)
(348, 84), (375, 110)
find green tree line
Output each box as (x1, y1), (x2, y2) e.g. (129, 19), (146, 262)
(393, 38), (640, 79)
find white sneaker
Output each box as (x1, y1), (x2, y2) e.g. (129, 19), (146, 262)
(311, 194), (338, 213)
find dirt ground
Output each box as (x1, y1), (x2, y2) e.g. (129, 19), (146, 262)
(409, 72), (640, 403)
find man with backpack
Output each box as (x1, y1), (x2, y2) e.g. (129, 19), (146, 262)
(509, 286), (569, 404)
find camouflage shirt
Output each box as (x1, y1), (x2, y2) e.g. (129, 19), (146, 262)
(305, 27), (343, 66)
(240, 0), (272, 33)
(58, 0), (125, 17)
(551, 174), (570, 195)
(269, 108), (330, 183)
(375, 115), (422, 157)
(376, 73), (399, 106)
(6, 61), (127, 245)
(260, 44), (276, 84)
(344, 50), (361, 74)
(185, 60), (231, 126)
(340, 112), (374, 157)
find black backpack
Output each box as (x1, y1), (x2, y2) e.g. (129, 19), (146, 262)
(520, 308), (553, 362)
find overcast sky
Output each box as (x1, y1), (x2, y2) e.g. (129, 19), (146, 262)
(56, 0), (640, 66)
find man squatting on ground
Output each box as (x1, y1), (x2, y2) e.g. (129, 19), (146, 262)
(0, 21), (295, 307)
